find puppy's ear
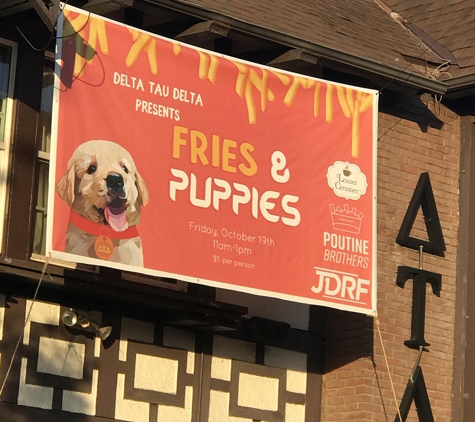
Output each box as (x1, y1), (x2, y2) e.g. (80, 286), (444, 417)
(135, 171), (149, 207)
(56, 163), (76, 207)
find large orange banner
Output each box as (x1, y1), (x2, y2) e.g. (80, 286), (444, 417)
(47, 5), (378, 315)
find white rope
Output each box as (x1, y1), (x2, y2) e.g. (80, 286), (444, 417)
(375, 316), (404, 422)
(0, 258), (50, 397)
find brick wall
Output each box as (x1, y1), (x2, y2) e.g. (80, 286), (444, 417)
(321, 91), (460, 422)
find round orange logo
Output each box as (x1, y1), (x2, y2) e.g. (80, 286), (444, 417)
(94, 235), (114, 260)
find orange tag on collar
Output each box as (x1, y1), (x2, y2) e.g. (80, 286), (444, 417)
(94, 235), (114, 260)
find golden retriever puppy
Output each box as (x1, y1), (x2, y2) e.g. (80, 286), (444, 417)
(56, 140), (149, 266)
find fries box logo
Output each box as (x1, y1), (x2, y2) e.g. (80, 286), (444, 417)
(330, 204), (364, 234)
(47, 5), (378, 316)
(327, 161), (368, 200)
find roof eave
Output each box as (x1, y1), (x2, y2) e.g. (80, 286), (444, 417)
(142, 0), (448, 95)
(443, 74), (475, 100)
(6, 0), (448, 95)
(304, 43), (448, 95)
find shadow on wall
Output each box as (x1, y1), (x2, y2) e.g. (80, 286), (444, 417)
(379, 90), (444, 134)
(322, 308), (374, 374)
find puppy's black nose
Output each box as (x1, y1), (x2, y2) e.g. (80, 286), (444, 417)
(106, 174), (124, 192)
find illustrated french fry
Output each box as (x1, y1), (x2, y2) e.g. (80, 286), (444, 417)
(359, 94), (373, 113)
(248, 69), (273, 110)
(147, 38), (158, 75)
(301, 77), (315, 90)
(260, 69), (269, 111)
(270, 70), (290, 86)
(357, 90), (363, 102)
(232, 61), (246, 73)
(71, 18), (108, 69)
(95, 19), (109, 55)
(284, 77), (302, 107)
(69, 14), (89, 36)
(352, 99), (361, 158)
(198, 51), (210, 80)
(232, 61), (249, 98)
(208, 54), (219, 84)
(129, 28), (140, 42)
(62, 16), (76, 38)
(172, 42), (181, 56)
(346, 87), (355, 114)
(125, 33), (151, 68)
(314, 82), (321, 117)
(84, 20), (98, 65)
(230, 60), (282, 124)
(267, 88), (275, 102)
(336, 86), (351, 118)
(74, 35), (86, 77)
(62, 16), (75, 40)
(248, 69), (268, 92)
(236, 73), (247, 98)
(326, 83), (334, 123)
(88, 20), (98, 56)
(63, 13), (108, 77)
(84, 43), (96, 64)
(245, 81), (258, 124)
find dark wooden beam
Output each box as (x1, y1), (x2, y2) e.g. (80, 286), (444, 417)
(28, 0), (59, 30)
(227, 30), (277, 55)
(175, 20), (230, 49)
(0, 1), (31, 18)
(268, 48), (317, 70)
(267, 48), (324, 77)
(82, 0), (134, 14)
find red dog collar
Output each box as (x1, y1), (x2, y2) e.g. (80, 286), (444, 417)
(69, 211), (139, 240)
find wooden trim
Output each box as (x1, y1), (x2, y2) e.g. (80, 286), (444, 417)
(4, 38), (43, 260)
(453, 115), (473, 421)
(306, 305), (324, 421)
(0, 259), (247, 327)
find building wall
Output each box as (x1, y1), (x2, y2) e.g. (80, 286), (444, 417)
(457, 113), (475, 422)
(0, 21), (328, 421)
(321, 92), (460, 421)
(0, 69), (461, 422)
(0, 293), (323, 422)
(0, 7), (465, 422)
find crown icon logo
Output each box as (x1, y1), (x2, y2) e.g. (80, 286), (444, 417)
(330, 204), (364, 234)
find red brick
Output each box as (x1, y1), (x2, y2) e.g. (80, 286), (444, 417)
(321, 99), (459, 422)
